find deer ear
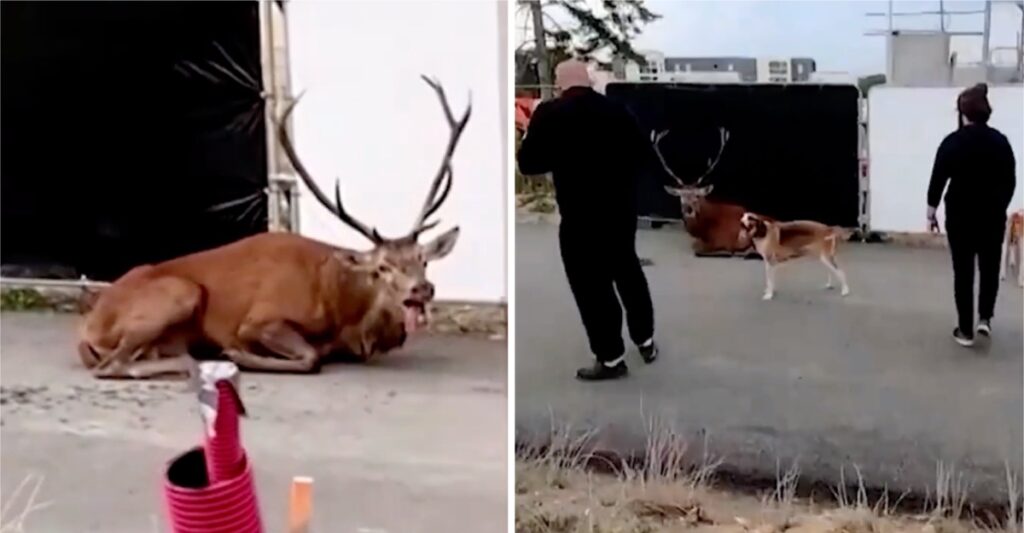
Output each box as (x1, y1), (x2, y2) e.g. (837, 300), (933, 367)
(423, 226), (460, 262)
(664, 186), (683, 197)
(700, 184), (714, 195)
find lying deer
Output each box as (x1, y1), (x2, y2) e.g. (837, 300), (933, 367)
(78, 75), (471, 379)
(653, 128), (753, 256)
(740, 212), (851, 301)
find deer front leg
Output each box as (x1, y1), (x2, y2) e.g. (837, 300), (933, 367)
(94, 355), (194, 380)
(229, 320), (321, 374)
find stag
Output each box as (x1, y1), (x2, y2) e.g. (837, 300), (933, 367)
(653, 127), (754, 256)
(78, 75), (471, 379)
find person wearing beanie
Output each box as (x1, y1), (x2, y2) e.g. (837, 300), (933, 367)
(517, 59), (657, 381)
(927, 83), (1018, 347)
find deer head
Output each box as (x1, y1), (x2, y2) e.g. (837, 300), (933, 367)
(275, 75), (471, 326)
(652, 127), (730, 220)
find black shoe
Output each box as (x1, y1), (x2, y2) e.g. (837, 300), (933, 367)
(952, 328), (975, 347)
(976, 319), (992, 337)
(576, 361), (628, 381)
(638, 341), (659, 364)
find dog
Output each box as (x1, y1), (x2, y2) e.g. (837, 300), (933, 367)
(740, 213), (851, 300)
(1000, 209), (1024, 287)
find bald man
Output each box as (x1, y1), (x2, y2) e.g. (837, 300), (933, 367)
(517, 59), (657, 381)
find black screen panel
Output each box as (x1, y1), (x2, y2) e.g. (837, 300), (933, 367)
(606, 82), (860, 228)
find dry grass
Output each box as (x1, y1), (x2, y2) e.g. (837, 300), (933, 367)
(516, 424), (1023, 533)
(0, 474), (51, 532)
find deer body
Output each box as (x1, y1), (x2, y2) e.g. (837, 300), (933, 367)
(679, 198), (752, 254)
(79, 232), (419, 378)
(78, 75), (471, 379)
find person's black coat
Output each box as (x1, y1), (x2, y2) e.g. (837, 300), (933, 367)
(517, 87), (650, 228)
(928, 123), (1017, 226)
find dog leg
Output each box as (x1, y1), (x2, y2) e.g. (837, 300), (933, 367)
(1011, 237), (1019, 286)
(820, 254), (851, 296)
(819, 254), (835, 290)
(762, 262), (776, 300)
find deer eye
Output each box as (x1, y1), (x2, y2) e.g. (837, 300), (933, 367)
(380, 264), (392, 274)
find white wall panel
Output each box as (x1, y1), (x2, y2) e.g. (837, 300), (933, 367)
(287, 0), (506, 302)
(868, 86), (1024, 233)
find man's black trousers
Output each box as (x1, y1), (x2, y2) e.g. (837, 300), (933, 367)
(946, 215), (1005, 334)
(558, 220), (655, 362)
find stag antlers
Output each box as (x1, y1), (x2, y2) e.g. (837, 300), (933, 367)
(651, 127), (730, 187)
(274, 75), (472, 243)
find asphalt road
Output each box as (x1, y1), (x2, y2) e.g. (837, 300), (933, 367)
(0, 312), (507, 533)
(515, 220), (1023, 504)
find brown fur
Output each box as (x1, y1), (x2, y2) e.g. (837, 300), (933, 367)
(79, 232), (416, 379)
(740, 213), (850, 300)
(1001, 210), (1024, 287)
(667, 185), (754, 255)
(78, 75), (470, 380)
(653, 127), (754, 256)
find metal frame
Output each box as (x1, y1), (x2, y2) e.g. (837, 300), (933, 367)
(259, 0), (300, 233)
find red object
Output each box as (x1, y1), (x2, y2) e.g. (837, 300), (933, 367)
(515, 97), (538, 132)
(205, 381), (246, 483)
(163, 380), (264, 533)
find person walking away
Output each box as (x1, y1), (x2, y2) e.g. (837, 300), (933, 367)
(517, 59), (657, 381)
(927, 83), (1017, 347)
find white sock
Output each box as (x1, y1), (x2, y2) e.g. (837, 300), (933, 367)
(603, 356), (624, 367)
(639, 337), (653, 348)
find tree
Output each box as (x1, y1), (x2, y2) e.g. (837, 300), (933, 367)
(516, 0), (661, 96)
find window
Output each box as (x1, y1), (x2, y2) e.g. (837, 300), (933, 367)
(768, 60), (788, 75)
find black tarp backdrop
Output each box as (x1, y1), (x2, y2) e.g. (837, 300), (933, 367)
(1, 1), (268, 281)
(605, 83), (861, 228)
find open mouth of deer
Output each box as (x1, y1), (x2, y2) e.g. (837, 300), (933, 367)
(402, 298), (428, 333)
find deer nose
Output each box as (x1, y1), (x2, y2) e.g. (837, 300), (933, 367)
(412, 281), (435, 301)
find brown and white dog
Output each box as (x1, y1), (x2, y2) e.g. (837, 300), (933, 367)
(740, 213), (851, 300)
(1000, 210), (1024, 287)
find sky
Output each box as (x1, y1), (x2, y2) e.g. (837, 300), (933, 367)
(517, 0), (1023, 77)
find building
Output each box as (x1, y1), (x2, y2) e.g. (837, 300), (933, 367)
(614, 50), (818, 83)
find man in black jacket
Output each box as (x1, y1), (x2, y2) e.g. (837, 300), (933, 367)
(517, 59), (656, 381)
(927, 83), (1017, 347)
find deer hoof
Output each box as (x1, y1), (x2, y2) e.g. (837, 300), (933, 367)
(841, 288), (851, 297)
(762, 292), (774, 301)
(823, 283), (834, 290)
